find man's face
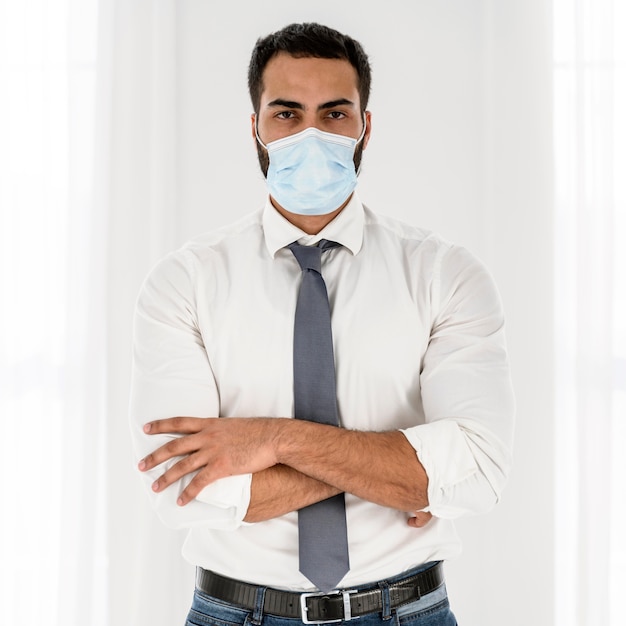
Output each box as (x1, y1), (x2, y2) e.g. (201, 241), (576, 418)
(252, 52), (371, 176)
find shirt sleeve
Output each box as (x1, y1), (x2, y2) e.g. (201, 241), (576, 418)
(129, 250), (252, 530)
(401, 244), (515, 519)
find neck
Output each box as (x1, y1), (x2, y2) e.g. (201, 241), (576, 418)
(270, 194), (352, 235)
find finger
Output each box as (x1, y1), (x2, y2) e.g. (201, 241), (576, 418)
(407, 511), (433, 528)
(143, 416), (211, 435)
(151, 451), (206, 493)
(139, 433), (202, 471)
(177, 466), (217, 506)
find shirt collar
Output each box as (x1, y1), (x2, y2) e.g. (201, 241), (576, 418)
(262, 193), (365, 258)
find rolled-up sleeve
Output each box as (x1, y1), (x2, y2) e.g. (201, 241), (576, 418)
(401, 245), (515, 518)
(129, 250), (251, 530)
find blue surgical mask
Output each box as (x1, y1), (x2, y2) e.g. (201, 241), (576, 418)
(256, 123), (366, 216)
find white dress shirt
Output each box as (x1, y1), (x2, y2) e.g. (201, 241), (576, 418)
(129, 193), (515, 590)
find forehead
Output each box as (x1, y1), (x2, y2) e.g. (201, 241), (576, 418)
(260, 52), (360, 106)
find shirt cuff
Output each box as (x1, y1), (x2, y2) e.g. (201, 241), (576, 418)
(401, 421), (479, 518)
(195, 473), (253, 525)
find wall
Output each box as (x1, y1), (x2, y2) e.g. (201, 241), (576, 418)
(107, 2), (555, 624)
(444, 2), (555, 623)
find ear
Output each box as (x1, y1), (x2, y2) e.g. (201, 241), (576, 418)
(362, 111), (372, 150)
(250, 114), (257, 140)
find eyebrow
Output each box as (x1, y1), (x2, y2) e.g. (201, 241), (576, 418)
(266, 98), (356, 111)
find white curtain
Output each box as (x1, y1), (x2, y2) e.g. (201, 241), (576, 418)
(553, 0), (626, 624)
(0, 0), (107, 624)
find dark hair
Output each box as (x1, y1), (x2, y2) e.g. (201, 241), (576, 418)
(248, 22), (372, 114)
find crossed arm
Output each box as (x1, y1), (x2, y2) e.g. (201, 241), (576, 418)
(132, 245), (514, 530)
(138, 416), (433, 527)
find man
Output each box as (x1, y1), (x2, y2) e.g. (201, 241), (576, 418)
(130, 22), (514, 626)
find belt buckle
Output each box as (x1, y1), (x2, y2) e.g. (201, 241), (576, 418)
(300, 590), (357, 624)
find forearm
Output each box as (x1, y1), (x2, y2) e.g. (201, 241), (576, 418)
(275, 421), (428, 512)
(244, 464), (341, 522)
(142, 416), (428, 514)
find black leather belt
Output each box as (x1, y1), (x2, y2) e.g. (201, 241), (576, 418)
(196, 562), (444, 623)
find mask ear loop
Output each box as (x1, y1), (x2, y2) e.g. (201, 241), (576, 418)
(255, 118), (268, 150)
(356, 112), (367, 145)
(354, 112), (367, 176)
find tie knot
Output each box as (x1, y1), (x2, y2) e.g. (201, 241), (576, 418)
(289, 240), (340, 272)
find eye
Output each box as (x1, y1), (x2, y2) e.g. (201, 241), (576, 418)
(327, 111), (347, 120)
(276, 110), (296, 120)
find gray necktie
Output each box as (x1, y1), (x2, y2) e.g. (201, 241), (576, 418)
(289, 240), (350, 592)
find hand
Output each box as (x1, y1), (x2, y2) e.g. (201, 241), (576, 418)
(138, 417), (283, 505)
(407, 511), (433, 528)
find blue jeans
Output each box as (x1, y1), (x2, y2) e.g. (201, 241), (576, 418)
(185, 565), (457, 626)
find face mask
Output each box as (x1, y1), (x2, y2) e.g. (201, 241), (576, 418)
(256, 123), (366, 216)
